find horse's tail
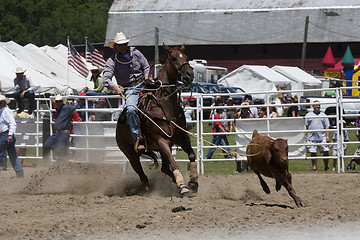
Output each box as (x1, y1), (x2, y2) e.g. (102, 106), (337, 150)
(143, 150), (159, 168)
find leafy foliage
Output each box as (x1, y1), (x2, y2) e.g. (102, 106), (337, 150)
(0, 0), (113, 46)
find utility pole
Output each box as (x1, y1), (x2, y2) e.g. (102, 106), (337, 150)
(301, 16), (309, 70)
(155, 27), (159, 64)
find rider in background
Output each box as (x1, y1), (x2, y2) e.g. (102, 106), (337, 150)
(102, 32), (150, 153)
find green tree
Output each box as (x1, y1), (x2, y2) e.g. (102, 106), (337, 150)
(0, 0), (113, 46)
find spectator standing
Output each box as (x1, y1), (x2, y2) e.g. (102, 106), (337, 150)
(184, 101), (195, 131)
(257, 107), (267, 118)
(83, 67), (108, 96)
(208, 97), (230, 156)
(13, 67), (35, 114)
(234, 102), (253, 119)
(76, 93), (95, 122)
(331, 120), (349, 172)
(209, 96), (225, 120)
(233, 102), (253, 173)
(226, 98), (236, 132)
(0, 95), (24, 177)
(205, 108), (231, 160)
(305, 100), (330, 171)
(286, 96), (298, 117)
(269, 102), (278, 118)
(66, 98), (81, 148)
(43, 95), (77, 164)
(93, 98), (112, 121)
(102, 32), (150, 152)
(244, 94), (258, 118)
(355, 111), (360, 141)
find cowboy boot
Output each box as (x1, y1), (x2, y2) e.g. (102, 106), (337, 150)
(134, 117), (146, 153)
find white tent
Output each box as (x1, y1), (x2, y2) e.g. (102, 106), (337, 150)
(271, 65), (322, 97)
(217, 65), (292, 101)
(0, 41), (92, 95)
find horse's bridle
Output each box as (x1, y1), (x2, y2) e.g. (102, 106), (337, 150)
(166, 50), (192, 84)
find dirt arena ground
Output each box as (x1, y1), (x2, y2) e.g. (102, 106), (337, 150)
(0, 162), (359, 240)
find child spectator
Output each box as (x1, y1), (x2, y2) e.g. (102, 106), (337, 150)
(205, 108), (231, 159)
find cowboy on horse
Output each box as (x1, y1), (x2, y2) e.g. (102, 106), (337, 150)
(106, 32), (198, 195)
(103, 32), (149, 153)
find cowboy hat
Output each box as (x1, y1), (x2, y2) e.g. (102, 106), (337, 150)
(54, 95), (67, 104)
(90, 66), (103, 73)
(0, 95), (10, 104)
(108, 32), (130, 49)
(15, 67), (26, 74)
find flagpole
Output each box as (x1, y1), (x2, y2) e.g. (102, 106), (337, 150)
(85, 36), (88, 89)
(67, 36), (70, 92)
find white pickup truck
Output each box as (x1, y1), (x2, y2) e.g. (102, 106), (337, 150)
(300, 96), (360, 125)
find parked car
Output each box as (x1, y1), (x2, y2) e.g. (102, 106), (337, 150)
(197, 82), (244, 106)
(219, 86), (244, 105)
(181, 82), (214, 107)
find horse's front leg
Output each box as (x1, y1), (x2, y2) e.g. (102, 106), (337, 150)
(177, 133), (198, 193)
(157, 138), (189, 195)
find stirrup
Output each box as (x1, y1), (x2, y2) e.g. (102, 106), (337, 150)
(134, 137), (146, 153)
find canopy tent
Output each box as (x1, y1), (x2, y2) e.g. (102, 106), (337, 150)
(271, 65), (322, 97)
(217, 65), (292, 101)
(0, 41), (92, 95)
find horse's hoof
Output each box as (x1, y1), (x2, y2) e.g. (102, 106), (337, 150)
(179, 185), (190, 195)
(140, 182), (150, 192)
(188, 181), (198, 193)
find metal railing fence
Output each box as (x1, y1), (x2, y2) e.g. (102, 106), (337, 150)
(9, 86), (360, 175)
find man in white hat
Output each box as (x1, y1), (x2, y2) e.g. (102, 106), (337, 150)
(0, 95), (24, 177)
(43, 95), (77, 163)
(13, 67), (35, 114)
(103, 32), (150, 152)
(83, 66), (107, 96)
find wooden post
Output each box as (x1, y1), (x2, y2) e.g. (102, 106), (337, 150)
(301, 16), (309, 70)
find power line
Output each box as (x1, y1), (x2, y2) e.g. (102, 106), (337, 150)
(309, 22), (360, 40)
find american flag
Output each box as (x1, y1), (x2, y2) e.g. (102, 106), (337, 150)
(68, 41), (89, 78)
(86, 42), (106, 69)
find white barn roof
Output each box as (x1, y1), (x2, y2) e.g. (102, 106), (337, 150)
(106, 0), (360, 46)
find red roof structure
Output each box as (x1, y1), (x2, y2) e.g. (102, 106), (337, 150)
(322, 46), (335, 67)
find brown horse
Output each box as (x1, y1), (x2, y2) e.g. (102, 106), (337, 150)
(116, 43), (198, 195)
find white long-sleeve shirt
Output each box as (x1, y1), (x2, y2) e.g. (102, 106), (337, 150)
(0, 106), (16, 136)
